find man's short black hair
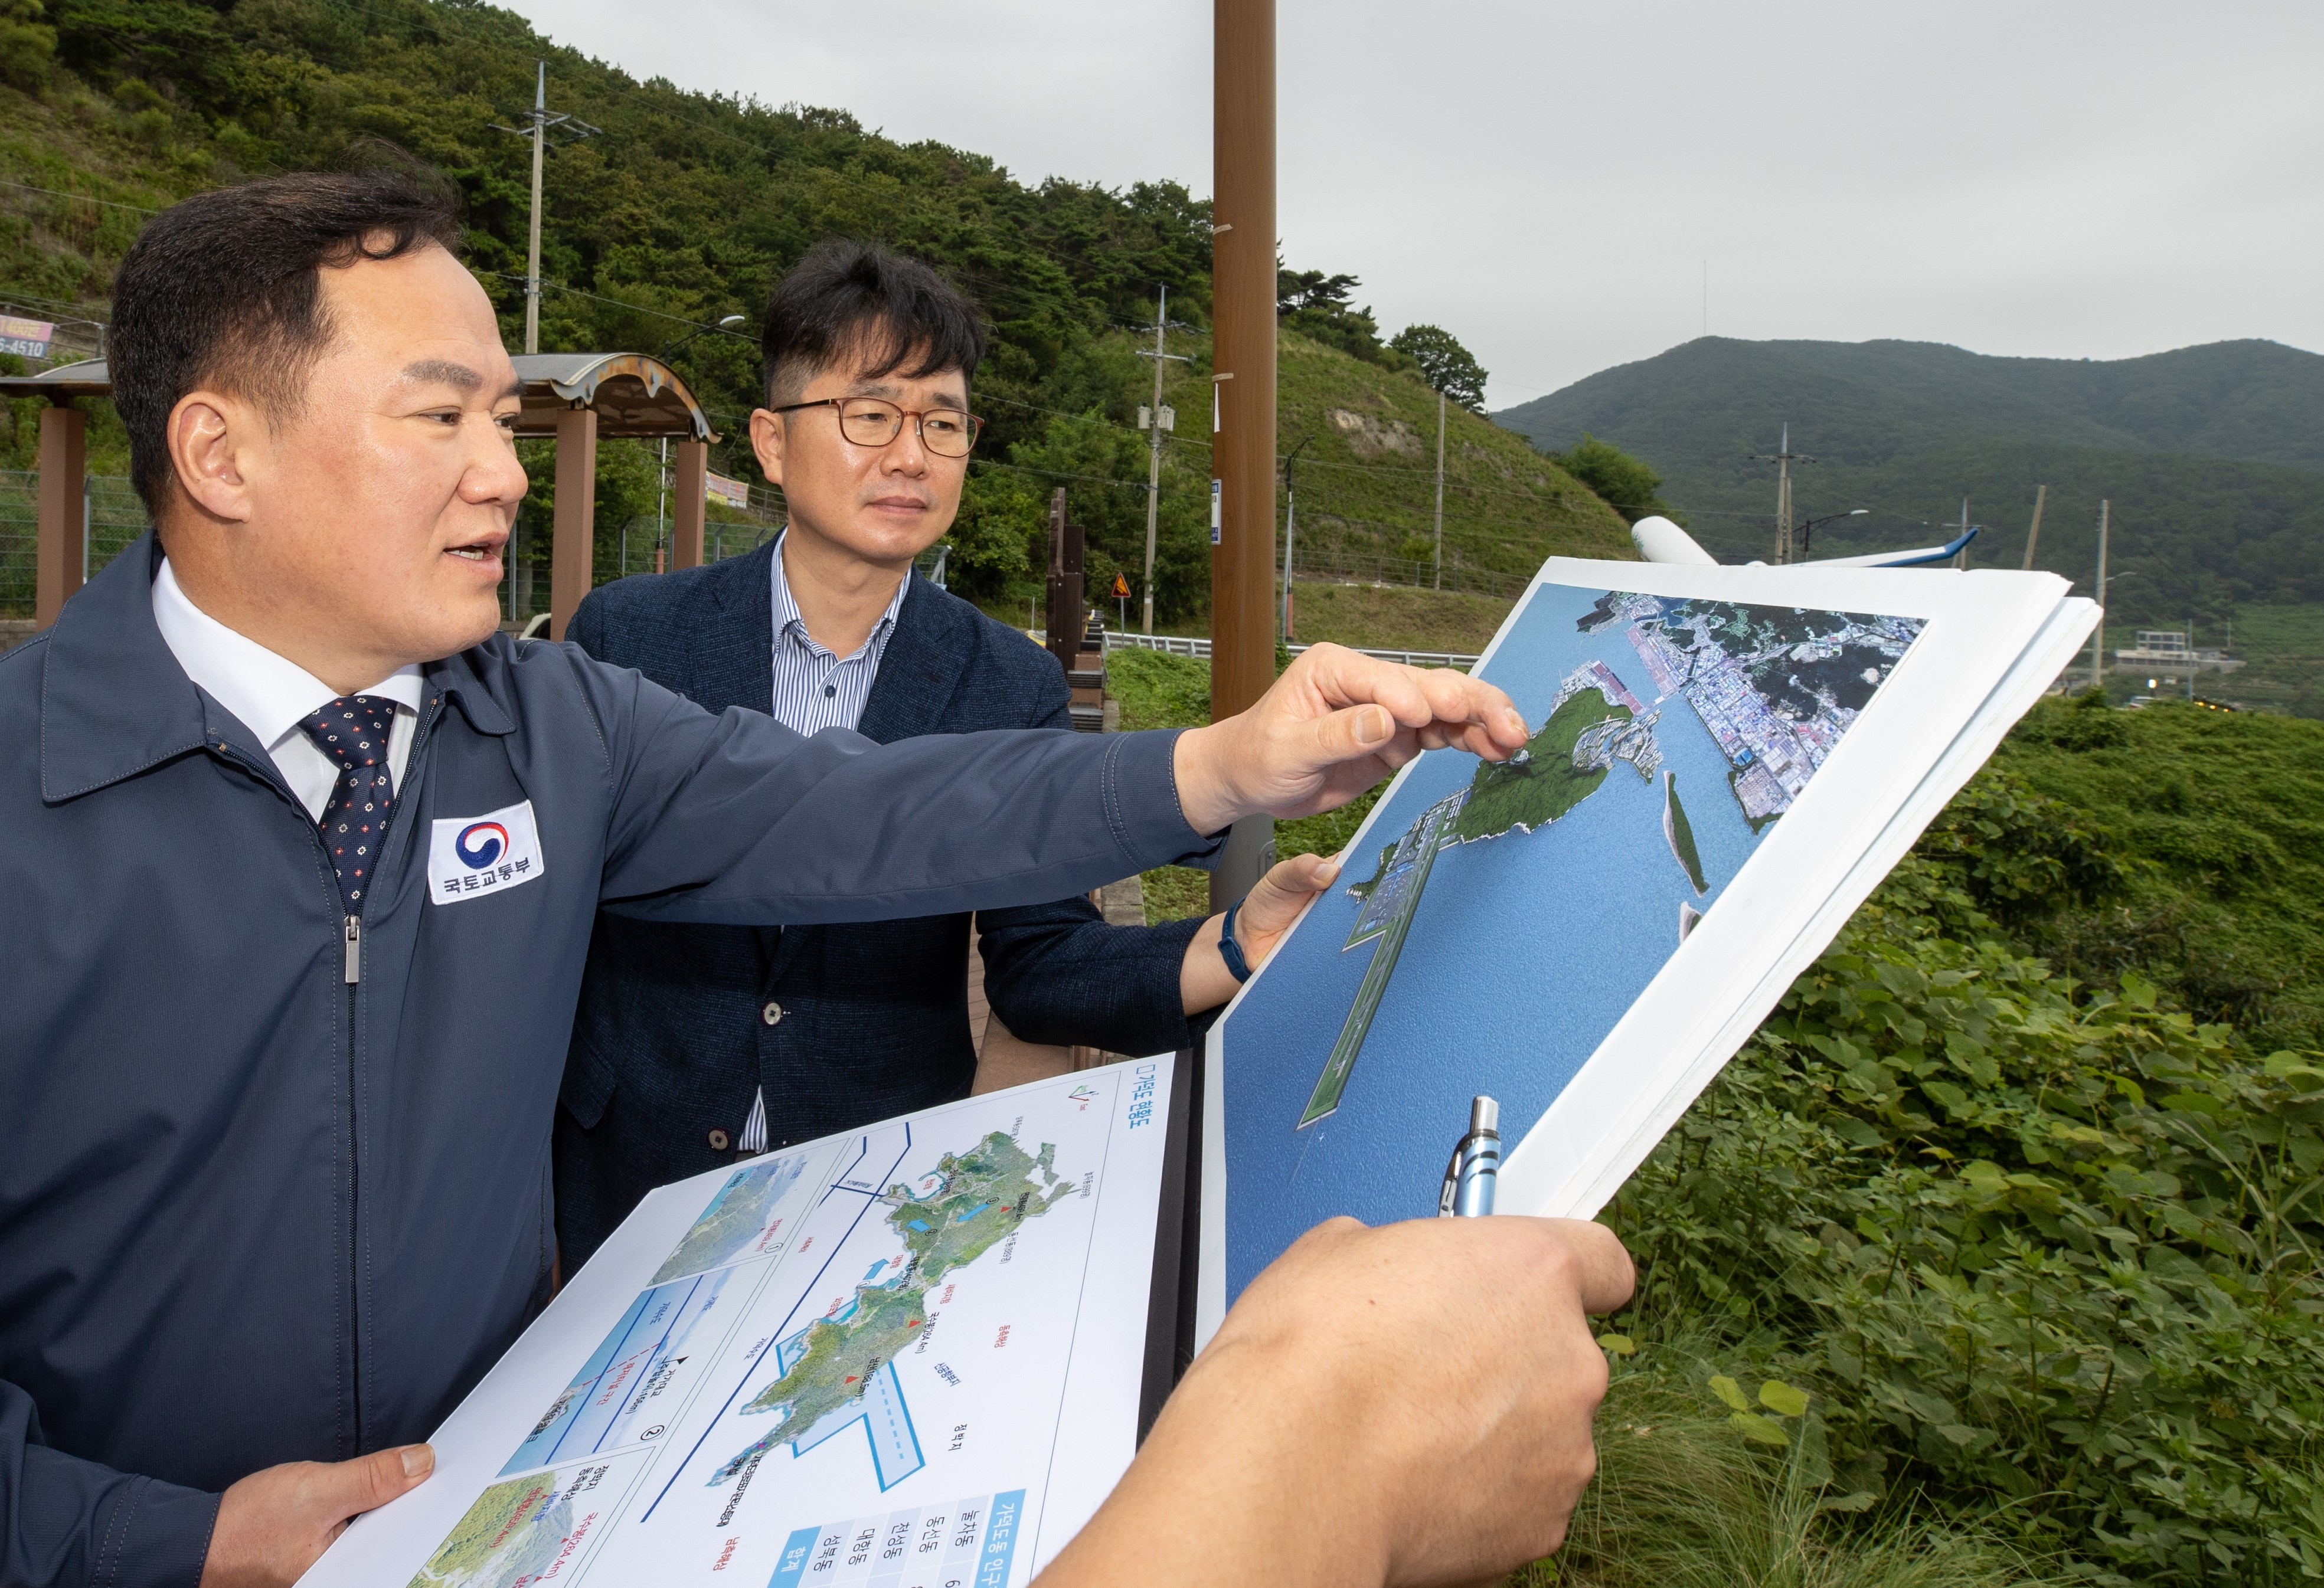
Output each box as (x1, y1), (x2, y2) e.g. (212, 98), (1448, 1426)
(111, 164), (462, 513)
(760, 240), (986, 407)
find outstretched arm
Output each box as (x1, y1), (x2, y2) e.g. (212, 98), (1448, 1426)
(1037, 1216), (1634, 1588)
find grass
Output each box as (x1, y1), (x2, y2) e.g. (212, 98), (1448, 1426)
(1287, 579), (1515, 654)
(1507, 1349), (2065, 1588)
(2218, 602), (2324, 717)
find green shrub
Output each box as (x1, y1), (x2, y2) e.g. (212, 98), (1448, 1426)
(1606, 834), (2324, 1582)
(0, 15), (53, 91)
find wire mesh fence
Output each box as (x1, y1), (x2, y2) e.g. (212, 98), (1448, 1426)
(0, 473), (149, 618)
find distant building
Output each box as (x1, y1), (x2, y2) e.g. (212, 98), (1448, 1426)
(2113, 629), (2243, 675)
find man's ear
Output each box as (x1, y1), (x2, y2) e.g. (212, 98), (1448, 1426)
(166, 389), (258, 524)
(748, 407), (786, 489)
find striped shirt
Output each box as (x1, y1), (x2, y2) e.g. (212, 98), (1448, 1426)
(767, 531), (910, 735)
(740, 532), (914, 1159)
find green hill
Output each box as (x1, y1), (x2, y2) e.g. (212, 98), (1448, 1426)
(0, 0), (1625, 630)
(1491, 336), (2324, 620)
(985, 322), (1630, 636)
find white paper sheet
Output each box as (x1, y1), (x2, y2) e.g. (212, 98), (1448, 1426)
(306, 1060), (1174, 1588)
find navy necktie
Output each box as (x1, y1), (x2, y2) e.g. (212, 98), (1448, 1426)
(298, 695), (399, 915)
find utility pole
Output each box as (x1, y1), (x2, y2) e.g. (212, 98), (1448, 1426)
(2088, 499), (2110, 692)
(1211, 0), (1279, 911)
(492, 61), (600, 356)
(2020, 483), (2047, 571)
(1746, 424), (1812, 563)
(1134, 284), (1187, 636)
(1432, 387), (1446, 590)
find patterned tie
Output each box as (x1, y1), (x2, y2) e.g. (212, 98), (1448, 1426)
(298, 695), (399, 915)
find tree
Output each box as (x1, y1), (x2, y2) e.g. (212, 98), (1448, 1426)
(1550, 433), (1679, 526)
(1276, 267), (1358, 316)
(1387, 324), (1488, 413)
(1276, 260), (1417, 372)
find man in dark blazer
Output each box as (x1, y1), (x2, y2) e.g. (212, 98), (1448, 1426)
(556, 241), (1332, 1268)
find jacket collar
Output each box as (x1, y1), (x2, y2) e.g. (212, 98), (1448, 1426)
(424, 646), (515, 736)
(39, 531), (521, 805)
(857, 574), (973, 744)
(38, 532), (227, 804)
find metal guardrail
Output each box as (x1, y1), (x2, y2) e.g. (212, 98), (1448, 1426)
(1104, 630), (1479, 671)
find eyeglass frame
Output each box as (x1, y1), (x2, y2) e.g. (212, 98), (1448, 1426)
(764, 395), (986, 458)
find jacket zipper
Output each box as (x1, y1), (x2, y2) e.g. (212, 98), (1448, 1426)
(340, 699), (433, 1449)
(213, 696), (443, 1455)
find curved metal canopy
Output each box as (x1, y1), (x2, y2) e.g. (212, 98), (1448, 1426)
(0, 353), (718, 443)
(510, 352), (717, 441)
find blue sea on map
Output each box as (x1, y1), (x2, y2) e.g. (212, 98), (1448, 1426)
(1219, 582), (1921, 1301)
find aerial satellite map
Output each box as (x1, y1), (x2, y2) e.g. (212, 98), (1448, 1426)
(1218, 583), (1926, 1301)
(381, 1066), (1170, 1588)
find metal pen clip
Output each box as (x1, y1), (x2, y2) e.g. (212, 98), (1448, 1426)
(1437, 1095), (1500, 1217)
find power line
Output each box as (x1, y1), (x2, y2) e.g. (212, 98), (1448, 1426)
(474, 269), (745, 336)
(0, 177), (161, 215)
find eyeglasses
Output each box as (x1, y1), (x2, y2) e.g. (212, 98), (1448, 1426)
(768, 396), (985, 459)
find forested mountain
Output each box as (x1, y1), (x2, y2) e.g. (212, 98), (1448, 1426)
(1493, 336), (2324, 624)
(0, 0), (1618, 626)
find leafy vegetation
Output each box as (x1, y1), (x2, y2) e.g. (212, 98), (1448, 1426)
(1596, 699), (2324, 1584)
(1276, 262), (1417, 374)
(1389, 322), (1488, 412)
(1553, 433), (1682, 526)
(1492, 336), (2324, 644)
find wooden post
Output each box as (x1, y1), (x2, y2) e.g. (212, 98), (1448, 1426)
(33, 403), (86, 629)
(550, 405), (597, 641)
(1211, 0), (1279, 908)
(671, 438), (708, 570)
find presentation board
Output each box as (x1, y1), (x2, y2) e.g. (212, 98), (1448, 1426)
(1197, 560), (2095, 1341)
(308, 1061), (1176, 1588)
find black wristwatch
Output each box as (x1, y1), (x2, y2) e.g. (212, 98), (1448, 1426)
(1218, 899), (1254, 983)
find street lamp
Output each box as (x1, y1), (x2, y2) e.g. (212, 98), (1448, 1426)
(1795, 507), (1869, 563)
(659, 312), (746, 365)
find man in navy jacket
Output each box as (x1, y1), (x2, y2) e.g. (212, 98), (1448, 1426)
(0, 168), (1558, 1588)
(555, 243), (1335, 1268)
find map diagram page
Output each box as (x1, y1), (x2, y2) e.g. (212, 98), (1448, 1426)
(308, 1062), (1174, 1588)
(1213, 584), (1926, 1302)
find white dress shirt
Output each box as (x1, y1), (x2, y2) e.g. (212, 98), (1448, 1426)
(150, 558), (425, 823)
(767, 530), (909, 735)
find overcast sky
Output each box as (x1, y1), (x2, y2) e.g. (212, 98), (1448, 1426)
(503, 1), (2324, 410)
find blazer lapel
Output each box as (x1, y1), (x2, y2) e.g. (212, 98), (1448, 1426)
(685, 536), (779, 715)
(857, 576), (971, 745)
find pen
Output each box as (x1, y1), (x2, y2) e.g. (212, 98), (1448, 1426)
(1437, 1095), (1500, 1217)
